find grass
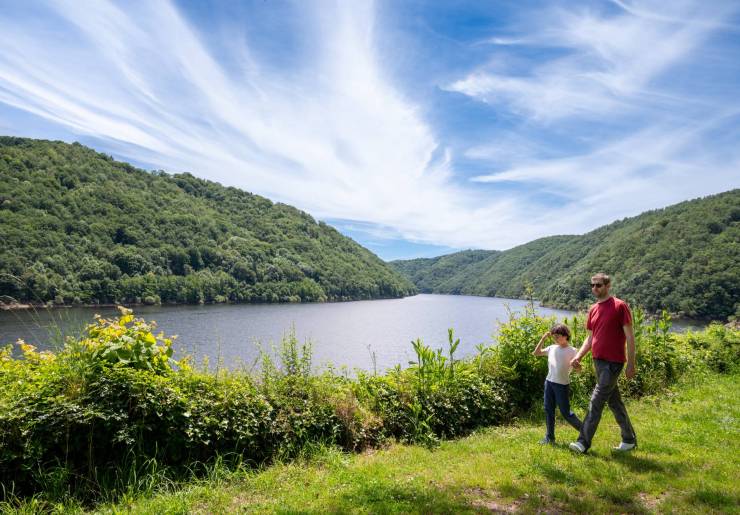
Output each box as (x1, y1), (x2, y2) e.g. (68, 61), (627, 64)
(48, 371), (736, 514)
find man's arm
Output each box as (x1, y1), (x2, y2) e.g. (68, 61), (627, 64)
(532, 331), (551, 357)
(570, 333), (592, 370)
(623, 324), (636, 378)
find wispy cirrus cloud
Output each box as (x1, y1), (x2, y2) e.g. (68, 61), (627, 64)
(472, 111), (740, 223)
(446, 0), (736, 120)
(444, 0), (740, 240)
(0, 0), (738, 258)
(0, 0), (531, 251)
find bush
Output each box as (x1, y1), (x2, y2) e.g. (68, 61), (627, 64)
(489, 302), (554, 411)
(422, 371), (511, 439)
(681, 322), (740, 373)
(74, 306), (175, 374)
(1, 307), (738, 506)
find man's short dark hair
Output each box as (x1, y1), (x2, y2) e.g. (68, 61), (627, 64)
(591, 272), (611, 286)
(551, 323), (571, 341)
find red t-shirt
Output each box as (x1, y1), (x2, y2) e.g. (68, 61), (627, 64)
(587, 297), (632, 363)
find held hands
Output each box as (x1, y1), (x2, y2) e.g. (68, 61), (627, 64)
(570, 356), (582, 372)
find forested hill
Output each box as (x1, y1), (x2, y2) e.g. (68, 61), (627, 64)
(0, 137), (416, 306)
(391, 191), (740, 320)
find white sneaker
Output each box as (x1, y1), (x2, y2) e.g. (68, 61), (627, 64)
(613, 442), (637, 451)
(569, 441), (586, 453)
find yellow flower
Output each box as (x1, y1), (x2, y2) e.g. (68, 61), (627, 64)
(17, 339), (37, 355)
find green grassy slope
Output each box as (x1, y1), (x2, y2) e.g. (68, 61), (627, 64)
(391, 190), (740, 319)
(0, 137), (416, 305)
(94, 372), (739, 514)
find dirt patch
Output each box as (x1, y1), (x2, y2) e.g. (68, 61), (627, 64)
(225, 492), (264, 513)
(464, 488), (575, 514)
(465, 487), (522, 513)
(638, 491), (666, 511)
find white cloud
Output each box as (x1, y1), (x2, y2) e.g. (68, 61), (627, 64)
(470, 111), (740, 235)
(0, 1), (506, 247)
(1, 0), (534, 249)
(484, 37), (532, 46)
(446, 1), (735, 121)
(445, 0), (740, 243)
(0, 0), (738, 254)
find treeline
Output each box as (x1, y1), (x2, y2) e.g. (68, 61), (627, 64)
(0, 137), (416, 305)
(391, 190), (740, 320)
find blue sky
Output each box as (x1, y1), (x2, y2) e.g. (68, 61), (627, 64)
(1, 0), (739, 260)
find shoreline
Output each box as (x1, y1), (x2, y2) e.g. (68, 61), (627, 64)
(0, 295), (722, 324)
(0, 294), (416, 312)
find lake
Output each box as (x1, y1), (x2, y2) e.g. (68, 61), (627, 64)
(0, 294), (705, 372)
(0, 294), (579, 371)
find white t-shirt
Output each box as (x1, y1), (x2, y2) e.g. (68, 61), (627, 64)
(545, 344), (577, 385)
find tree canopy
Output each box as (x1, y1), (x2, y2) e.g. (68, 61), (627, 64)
(0, 137), (416, 306)
(391, 191), (740, 320)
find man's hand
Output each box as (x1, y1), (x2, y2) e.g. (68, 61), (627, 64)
(625, 362), (636, 379)
(570, 357), (581, 371)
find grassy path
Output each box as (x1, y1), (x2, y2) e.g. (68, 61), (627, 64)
(93, 372), (737, 513)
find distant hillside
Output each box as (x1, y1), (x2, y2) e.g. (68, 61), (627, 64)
(389, 249), (495, 293)
(391, 191), (740, 320)
(0, 137), (416, 305)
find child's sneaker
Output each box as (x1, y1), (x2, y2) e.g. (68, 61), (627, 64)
(539, 437), (555, 445)
(569, 441), (586, 453)
(613, 442), (637, 451)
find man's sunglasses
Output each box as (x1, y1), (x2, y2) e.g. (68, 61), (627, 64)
(590, 283), (605, 288)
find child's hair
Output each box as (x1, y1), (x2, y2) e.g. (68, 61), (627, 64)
(550, 323), (571, 341)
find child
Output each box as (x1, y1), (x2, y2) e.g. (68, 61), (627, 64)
(532, 324), (583, 444)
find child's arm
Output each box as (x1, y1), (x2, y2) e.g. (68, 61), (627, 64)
(532, 331), (551, 356)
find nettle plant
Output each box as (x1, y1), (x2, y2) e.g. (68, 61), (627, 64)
(75, 306), (176, 374)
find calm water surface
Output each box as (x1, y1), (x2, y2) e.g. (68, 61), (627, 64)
(1, 294), (576, 371)
(1, 295), (709, 371)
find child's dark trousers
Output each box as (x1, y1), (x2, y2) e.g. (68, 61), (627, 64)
(544, 380), (582, 441)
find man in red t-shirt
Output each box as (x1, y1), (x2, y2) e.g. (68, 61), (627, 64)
(568, 273), (637, 454)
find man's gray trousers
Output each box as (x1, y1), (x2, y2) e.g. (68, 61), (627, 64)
(577, 359), (637, 450)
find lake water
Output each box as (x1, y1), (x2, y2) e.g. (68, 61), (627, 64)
(0, 294), (707, 372)
(0, 294), (577, 372)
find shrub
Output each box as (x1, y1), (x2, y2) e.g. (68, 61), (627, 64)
(74, 306), (175, 374)
(1, 307), (738, 506)
(421, 371), (511, 439)
(681, 322), (740, 373)
(354, 330), (512, 446)
(490, 302), (553, 411)
(330, 386), (385, 451)
(353, 371), (412, 442)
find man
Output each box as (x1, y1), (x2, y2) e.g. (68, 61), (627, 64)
(568, 272), (637, 454)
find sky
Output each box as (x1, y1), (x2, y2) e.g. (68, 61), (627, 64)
(1, 0), (739, 261)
